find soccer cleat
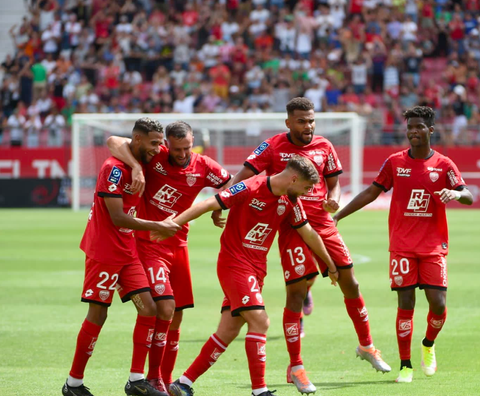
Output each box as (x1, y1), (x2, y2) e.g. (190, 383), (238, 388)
(253, 390), (277, 396)
(287, 365), (316, 394)
(395, 367), (413, 383)
(300, 317), (305, 339)
(62, 381), (94, 396)
(355, 346), (391, 373)
(421, 343), (437, 376)
(303, 290), (314, 316)
(147, 378), (169, 395)
(169, 379), (194, 396)
(125, 378), (167, 396)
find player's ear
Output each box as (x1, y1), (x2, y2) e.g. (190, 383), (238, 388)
(429, 125), (435, 135)
(285, 118), (290, 130)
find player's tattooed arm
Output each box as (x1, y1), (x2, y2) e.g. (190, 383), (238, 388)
(106, 135), (145, 196)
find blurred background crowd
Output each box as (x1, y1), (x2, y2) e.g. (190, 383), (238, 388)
(1, 0), (480, 148)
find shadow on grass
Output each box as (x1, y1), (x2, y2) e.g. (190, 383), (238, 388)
(181, 335), (284, 343)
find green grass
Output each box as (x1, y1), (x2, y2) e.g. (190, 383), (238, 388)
(1, 209), (479, 396)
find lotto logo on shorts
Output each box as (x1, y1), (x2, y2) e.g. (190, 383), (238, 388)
(257, 343), (266, 356)
(285, 323), (299, 336)
(399, 320), (412, 331)
(210, 348), (223, 361)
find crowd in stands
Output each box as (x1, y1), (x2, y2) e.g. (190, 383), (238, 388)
(1, 0), (480, 147)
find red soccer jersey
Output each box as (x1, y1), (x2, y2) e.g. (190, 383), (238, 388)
(80, 157), (141, 265)
(245, 133), (342, 228)
(374, 149), (467, 255)
(136, 150), (231, 246)
(216, 175), (308, 277)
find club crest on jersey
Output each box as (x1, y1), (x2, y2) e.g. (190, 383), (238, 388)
(229, 182), (246, 195)
(277, 204), (286, 215)
(186, 174), (197, 187)
(313, 155), (323, 166)
(107, 166), (122, 184)
(253, 142), (269, 156)
(155, 284), (166, 295)
(429, 172), (439, 182)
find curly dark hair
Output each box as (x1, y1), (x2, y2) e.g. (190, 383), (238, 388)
(403, 106), (436, 127)
(132, 117), (164, 135)
(286, 154), (320, 184)
(286, 97), (315, 115)
(165, 121), (193, 139)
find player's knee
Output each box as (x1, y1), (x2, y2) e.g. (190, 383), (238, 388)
(286, 289), (305, 311)
(157, 300), (175, 320)
(141, 298), (157, 317)
(340, 277), (360, 298)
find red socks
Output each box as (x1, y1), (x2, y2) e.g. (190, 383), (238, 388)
(283, 308), (303, 366)
(130, 315), (156, 374)
(245, 332), (267, 390)
(147, 318), (172, 379)
(344, 295), (373, 346)
(396, 308), (414, 360)
(183, 333), (228, 383)
(161, 329), (181, 385)
(426, 308), (447, 342)
(69, 319), (102, 379)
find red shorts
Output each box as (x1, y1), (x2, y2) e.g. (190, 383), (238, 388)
(218, 261), (265, 317)
(389, 252), (448, 291)
(137, 239), (194, 311)
(82, 256), (150, 306)
(278, 225), (352, 284)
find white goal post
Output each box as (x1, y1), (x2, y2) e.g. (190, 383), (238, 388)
(72, 112), (365, 211)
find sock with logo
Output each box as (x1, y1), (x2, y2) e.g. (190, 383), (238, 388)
(69, 319), (102, 380)
(130, 315), (156, 375)
(161, 329), (181, 385)
(397, 308), (414, 360)
(283, 308), (303, 366)
(183, 333), (228, 383)
(147, 318), (172, 380)
(344, 295), (373, 347)
(425, 308), (447, 342)
(245, 332), (267, 390)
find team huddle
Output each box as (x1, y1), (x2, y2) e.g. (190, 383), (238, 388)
(62, 99), (473, 396)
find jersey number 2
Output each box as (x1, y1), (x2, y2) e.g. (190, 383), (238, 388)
(97, 272), (119, 290)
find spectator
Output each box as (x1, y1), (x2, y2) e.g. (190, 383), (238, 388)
(7, 108), (26, 146)
(44, 105), (65, 146)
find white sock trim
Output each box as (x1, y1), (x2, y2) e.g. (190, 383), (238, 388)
(252, 387), (268, 395)
(179, 375), (193, 386)
(129, 373), (144, 382)
(67, 376), (83, 387)
(291, 365), (304, 372)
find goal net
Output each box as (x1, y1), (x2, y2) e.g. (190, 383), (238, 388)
(71, 113), (365, 211)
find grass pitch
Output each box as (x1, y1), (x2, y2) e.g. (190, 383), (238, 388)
(1, 208), (479, 396)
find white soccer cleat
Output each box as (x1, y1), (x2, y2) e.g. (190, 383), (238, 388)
(421, 343), (437, 377)
(287, 365), (316, 394)
(356, 346), (391, 373)
(395, 367), (413, 383)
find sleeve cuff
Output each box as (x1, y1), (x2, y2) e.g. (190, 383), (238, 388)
(98, 192), (122, 198)
(324, 170), (343, 178)
(215, 194), (228, 210)
(373, 181), (388, 192)
(292, 220), (309, 229)
(244, 161), (260, 175)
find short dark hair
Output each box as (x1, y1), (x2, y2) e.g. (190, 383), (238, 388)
(286, 155), (320, 184)
(132, 117), (164, 135)
(403, 106), (436, 127)
(286, 97), (315, 115)
(165, 121), (193, 139)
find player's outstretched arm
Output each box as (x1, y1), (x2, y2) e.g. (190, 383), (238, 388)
(333, 183), (383, 224)
(106, 136), (145, 196)
(151, 196), (222, 241)
(296, 223), (338, 286)
(211, 178), (234, 229)
(434, 188), (473, 205)
(104, 197), (181, 236)
(231, 165), (256, 185)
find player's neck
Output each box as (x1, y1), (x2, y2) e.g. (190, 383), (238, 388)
(269, 174), (288, 196)
(409, 146), (433, 160)
(129, 143), (142, 163)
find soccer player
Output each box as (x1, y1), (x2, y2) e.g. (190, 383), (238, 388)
(220, 97), (390, 393)
(62, 118), (181, 396)
(150, 155), (338, 396)
(106, 121), (232, 393)
(334, 106), (473, 383)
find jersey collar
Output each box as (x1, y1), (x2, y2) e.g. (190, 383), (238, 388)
(408, 148), (435, 160)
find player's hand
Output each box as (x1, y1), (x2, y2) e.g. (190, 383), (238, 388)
(323, 198), (339, 213)
(131, 165), (145, 197)
(328, 268), (338, 286)
(151, 215), (181, 241)
(211, 209), (226, 228)
(434, 188), (460, 204)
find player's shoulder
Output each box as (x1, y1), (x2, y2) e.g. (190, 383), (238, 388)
(263, 132), (290, 147)
(431, 150), (454, 165)
(102, 156), (130, 172)
(388, 149), (410, 161)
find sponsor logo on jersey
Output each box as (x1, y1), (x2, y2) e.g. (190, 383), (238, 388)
(394, 275), (403, 286)
(326, 153), (337, 172)
(292, 204), (305, 223)
(153, 184), (182, 208)
(253, 142), (269, 156)
(397, 167), (412, 177)
(154, 162), (167, 175)
(242, 295), (250, 304)
(210, 348), (223, 361)
(440, 256), (447, 286)
(108, 184), (117, 192)
(155, 284), (166, 295)
(427, 167), (443, 172)
(405, 189), (432, 216)
(280, 152), (295, 162)
(123, 183), (134, 194)
(207, 172), (226, 186)
(447, 170), (459, 187)
(285, 323), (299, 336)
(256, 293), (263, 304)
(295, 264), (305, 276)
(99, 290), (110, 301)
(399, 319), (412, 331)
(429, 172), (439, 182)
(107, 166), (122, 184)
(277, 204), (286, 215)
(229, 182), (246, 195)
(243, 223), (272, 250)
(249, 198), (267, 211)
